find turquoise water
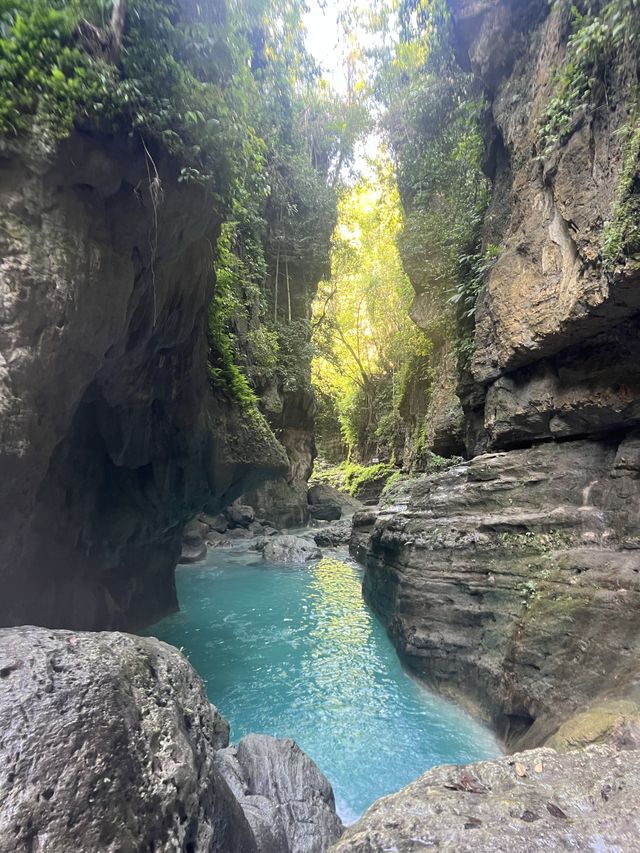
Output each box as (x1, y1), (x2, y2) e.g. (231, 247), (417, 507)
(146, 547), (500, 822)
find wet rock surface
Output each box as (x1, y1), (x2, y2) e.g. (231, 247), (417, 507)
(216, 735), (344, 853)
(308, 483), (362, 521)
(180, 502), (281, 560)
(263, 535), (322, 564)
(331, 745), (640, 853)
(0, 626), (343, 853)
(243, 387), (318, 529)
(0, 626), (255, 853)
(351, 437), (640, 749)
(313, 520), (353, 548)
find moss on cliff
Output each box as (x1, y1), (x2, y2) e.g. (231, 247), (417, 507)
(0, 0), (239, 187)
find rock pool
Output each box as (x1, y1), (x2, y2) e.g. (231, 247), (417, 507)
(146, 547), (501, 822)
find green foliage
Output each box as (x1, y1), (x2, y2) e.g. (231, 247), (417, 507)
(207, 273), (259, 411)
(539, 0), (640, 153)
(539, 1), (640, 273)
(343, 461), (396, 498)
(202, 0), (361, 410)
(311, 460), (397, 498)
(369, 0), (490, 391)
(312, 158), (418, 461)
(0, 0), (241, 188)
(602, 114), (640, 268)
(380, 469), (414, 501)
(450, 243), (500, 369)
(245, 327), (280, 383)
(377, 0), (488, 322)
(275, 319), (314, 393)
(0, 0), (113, 139)
(448, 244), (500, 320)
(207, 0), (360, 409)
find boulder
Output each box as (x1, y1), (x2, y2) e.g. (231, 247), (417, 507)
(309, 503), (342, 521)
(263, 535), (322, 564)
(0, 626), (345, 853)
(308, 483), (362, 518)
(216, 735), (344, 853)
(332, 745), (640, 852)
(201, 513), (229, 534)
(206, 530), (224, 548)
(0, 626), (256, 853)
(179, 531), (207, 564)
(225, 503), (256, 528)
(244, 477), (311, 529)
(313, 520), (352, 548)
(225, 527), (253, 540)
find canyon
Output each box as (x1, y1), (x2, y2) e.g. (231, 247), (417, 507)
(0, 0), (639, 850)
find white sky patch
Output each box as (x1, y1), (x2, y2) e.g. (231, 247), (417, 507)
(303, 0), (348, 94)
(303, 1), (392, 178)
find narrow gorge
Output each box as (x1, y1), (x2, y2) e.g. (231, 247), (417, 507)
(0, 0), (639, 851)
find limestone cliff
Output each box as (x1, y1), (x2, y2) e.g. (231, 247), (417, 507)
(0, 132), (287, 630)
(450, 0), (640, 452)
(352, 437), (640, 749)
(350, 0), (640, 755)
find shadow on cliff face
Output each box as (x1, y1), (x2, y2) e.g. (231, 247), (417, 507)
(0, 131), (287, 631)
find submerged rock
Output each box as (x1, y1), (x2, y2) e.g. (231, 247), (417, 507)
(0, 626), (343, 853)
(216, 734), (344, 853)
(332, 745), (640, 852)
(263, 535), (322, 564)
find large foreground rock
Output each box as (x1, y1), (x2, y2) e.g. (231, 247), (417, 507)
(216, 734), (344, 853)
(0, 626), (341, 853)
(332, 745), (640, 852)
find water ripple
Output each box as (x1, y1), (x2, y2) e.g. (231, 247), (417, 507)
(146, 551), (501, 821)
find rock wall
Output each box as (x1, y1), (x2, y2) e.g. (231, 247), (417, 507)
(0, 133), (287, 630)
(350, 0), (640, 754)
(449, 0), (640, 453)
(352, 437), (640, 749)
(244, 386), (316, 528)
(0, 626), (343, 853)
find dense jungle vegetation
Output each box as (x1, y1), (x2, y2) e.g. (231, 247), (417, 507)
(2, 0), (636, 473)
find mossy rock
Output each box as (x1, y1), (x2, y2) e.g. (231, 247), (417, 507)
(546, 700), (640, 752)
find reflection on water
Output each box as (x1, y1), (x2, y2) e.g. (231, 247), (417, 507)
(145, 549), (500, 822)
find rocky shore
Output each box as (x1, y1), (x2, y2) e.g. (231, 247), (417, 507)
(0, 626), (343, 853)
(350, 438), (640, 750)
